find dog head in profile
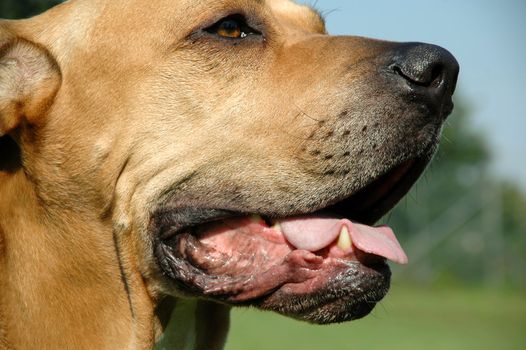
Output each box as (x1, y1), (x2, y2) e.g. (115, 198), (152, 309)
(0, 0), (458, 348)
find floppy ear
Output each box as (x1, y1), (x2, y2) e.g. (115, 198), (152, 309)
(0, 28), (61, 137)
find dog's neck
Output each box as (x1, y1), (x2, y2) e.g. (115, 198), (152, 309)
(0, 172), (149, 348)
(0, 170), (230, 349)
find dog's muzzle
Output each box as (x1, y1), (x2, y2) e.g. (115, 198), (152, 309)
(150, 41), (460, 325)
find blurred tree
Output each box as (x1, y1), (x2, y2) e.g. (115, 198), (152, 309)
(0, 0), (63, 19)
(387, 99), (526, 288)
(387, 101), (490, 240)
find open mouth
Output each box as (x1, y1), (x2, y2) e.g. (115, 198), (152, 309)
(152, 156), (429, 323)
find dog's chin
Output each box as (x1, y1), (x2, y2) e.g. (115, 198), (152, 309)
(257, 258), (391, 323)
(151, 154), (431, 323)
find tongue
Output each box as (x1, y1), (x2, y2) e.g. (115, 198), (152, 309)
(279, 216), (408, 264)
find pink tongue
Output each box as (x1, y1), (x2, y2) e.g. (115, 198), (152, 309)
(279, 216), (408, 264)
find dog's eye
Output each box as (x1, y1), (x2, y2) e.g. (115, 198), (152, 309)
(206, 15), (260, 39)
(217, 19), (243, 38)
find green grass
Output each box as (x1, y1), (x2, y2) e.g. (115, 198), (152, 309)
(226, 285), (526, 350)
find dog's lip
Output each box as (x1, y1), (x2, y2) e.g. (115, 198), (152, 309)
(155, 155), (428, 238)
(156, 217), (392, 323)
(154, 157), (422, 274)
(159, 217), (390, 298)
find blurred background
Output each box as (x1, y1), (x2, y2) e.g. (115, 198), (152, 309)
(2, 0), (524, 349)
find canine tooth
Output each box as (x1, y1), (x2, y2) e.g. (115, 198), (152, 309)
(337, 226), (352, 250)
(271, 222), (282, 232)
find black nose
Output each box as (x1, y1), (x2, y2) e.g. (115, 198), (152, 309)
(390, 43), (459, 117)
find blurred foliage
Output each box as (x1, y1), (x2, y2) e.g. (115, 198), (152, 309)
(3, 0), (525, 289)
(1, 0), (63, 19)
(227, 286), (526, 350)
(386, 99), (526, 289)
(0, 0), (63, 19)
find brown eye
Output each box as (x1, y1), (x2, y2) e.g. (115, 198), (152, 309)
(205, 15), (261, 39)
(217, 20), (243, 38)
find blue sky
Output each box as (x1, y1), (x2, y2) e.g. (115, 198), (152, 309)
(300, 0), (526, 189)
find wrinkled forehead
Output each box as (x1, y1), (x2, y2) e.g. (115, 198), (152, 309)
(38, 0), (327, 74)
(101, 0), (326, 34)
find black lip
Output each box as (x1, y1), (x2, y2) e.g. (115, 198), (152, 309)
(152, 208), (236, 240)
(257, 260), (391, 324)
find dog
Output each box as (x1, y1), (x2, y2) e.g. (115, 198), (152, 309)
(0, 0), (458, 348)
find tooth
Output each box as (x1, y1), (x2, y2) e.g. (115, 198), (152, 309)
(337, 226), (352, 251)
(271, 222), (282, 232)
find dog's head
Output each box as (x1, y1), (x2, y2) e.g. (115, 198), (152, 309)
(0, 0), (458, 336)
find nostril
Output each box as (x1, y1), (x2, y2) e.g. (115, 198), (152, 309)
(429, 64), (444, 88)
(391, 62), (444, 88)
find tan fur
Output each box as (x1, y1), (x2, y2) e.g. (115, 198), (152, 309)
(0, 0), (443, 348)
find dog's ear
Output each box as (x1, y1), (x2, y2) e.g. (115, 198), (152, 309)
(0, 26), (61, 137)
